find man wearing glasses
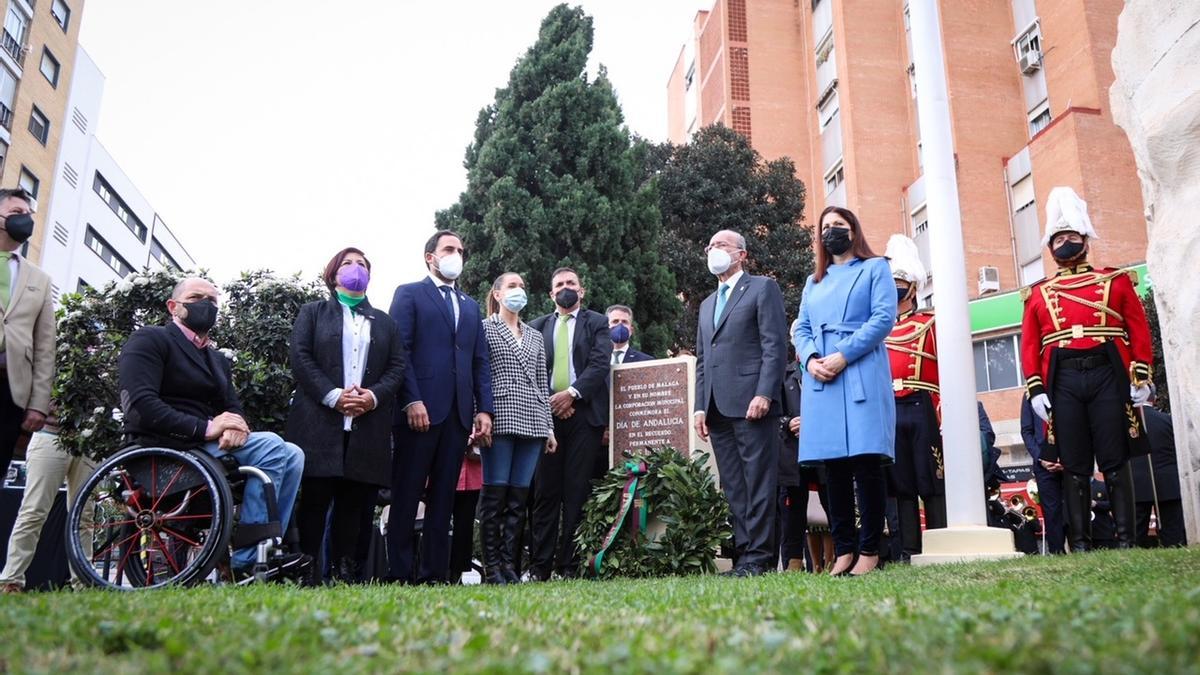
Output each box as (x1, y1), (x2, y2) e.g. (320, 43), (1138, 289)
(693, 230), (788, 576)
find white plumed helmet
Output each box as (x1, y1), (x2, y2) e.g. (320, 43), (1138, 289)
(1042, 186), (1100, 246)
(885, 234), (927, 289)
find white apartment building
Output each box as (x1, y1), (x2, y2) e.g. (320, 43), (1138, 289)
(39, 48), (194, 302)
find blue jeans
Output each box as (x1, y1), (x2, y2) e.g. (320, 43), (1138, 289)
(204, 432), (304, 568)
(481, 435), (543, 487)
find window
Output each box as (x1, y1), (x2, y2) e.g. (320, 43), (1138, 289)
(28, 105), (49, 145)
(912, 214), (932, 277)
(92, 172), (148, 242)
(76, 278), (90, 294)
(824, 164), (844, 196)
(0, 65), (15, 130)
(149, 237), (181, 271)
(1016, 28), (1041, 60)
(84, 226), (134, 278)
(973, 334), (1023, 392)
(0, 139), (7, 174)
(1028, 103), (1051, 136)
(40, 48), (59, 87)
(1020, 259), (1044, 286)
(52, 0), (72, 32)
(18, 166), (38, 197)
(684, 61), (696, 91)
(2, 6), (27, 65)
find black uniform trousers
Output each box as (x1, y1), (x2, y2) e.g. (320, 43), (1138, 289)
(388, 406), (469, 584)
(889, 396), (944, 499)
(0, 374), (26, 480)
(707, 402), (778, 569)
(1031, 461), (1067, 554)
(1136, 501), (1187, 548)
(530, 407), (604, 578)
(1052, 358), (1130, 476)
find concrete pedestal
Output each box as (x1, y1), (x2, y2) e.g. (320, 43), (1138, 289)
(911, 527), (1025, 566)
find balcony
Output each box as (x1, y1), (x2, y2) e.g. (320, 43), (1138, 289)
(821, 112), (842, 171)
(1, 31), (24, 67)
(907, 174), (927, 212)
(816, 49), (837, 94)
(0, 101), (12, 131)
(826, 179), (847, 207)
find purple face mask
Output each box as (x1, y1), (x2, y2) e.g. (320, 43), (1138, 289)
(337, 264), (370, 292)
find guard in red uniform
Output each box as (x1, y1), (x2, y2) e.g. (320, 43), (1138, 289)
(884, 235), (945, 559)
(1020, 186), (1152, 551)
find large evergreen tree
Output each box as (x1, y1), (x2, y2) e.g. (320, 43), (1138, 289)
(650, 125), (811, 351)
(436, 4), (680, 355)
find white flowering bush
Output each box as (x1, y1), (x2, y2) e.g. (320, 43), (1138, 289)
(55, 268), (324, 461)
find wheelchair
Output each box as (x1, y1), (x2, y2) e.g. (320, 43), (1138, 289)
(65, 444), (287, 590)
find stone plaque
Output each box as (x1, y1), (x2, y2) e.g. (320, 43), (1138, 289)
(608, 356), (699, 468)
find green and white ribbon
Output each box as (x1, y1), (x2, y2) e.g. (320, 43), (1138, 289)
(588, 459), (649, 576)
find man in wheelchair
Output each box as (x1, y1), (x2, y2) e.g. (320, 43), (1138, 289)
(117, 277), (309, 581)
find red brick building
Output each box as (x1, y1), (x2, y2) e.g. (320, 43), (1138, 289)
(667, 0), (1149, 454)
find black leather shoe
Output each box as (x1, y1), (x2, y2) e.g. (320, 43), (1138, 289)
(723, 564), (767, 577)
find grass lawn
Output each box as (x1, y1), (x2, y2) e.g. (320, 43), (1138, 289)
(2, 547), (1198, 673)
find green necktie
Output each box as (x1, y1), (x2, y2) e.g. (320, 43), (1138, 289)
(0, 251), (11, 309)
(553, 313), (572, 392)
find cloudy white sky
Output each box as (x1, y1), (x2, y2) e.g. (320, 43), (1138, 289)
(77, 1), (708, 305)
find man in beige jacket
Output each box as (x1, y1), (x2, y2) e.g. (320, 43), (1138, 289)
(0, 187), (54, 479)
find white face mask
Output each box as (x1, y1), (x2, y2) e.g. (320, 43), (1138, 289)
(707, 248), (733, 276)
(501, 288), (527, 313)
(437, 253), (463, 280)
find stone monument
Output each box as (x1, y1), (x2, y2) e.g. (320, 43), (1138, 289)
(608, 356), (700, 468)
(1110, 0), (1200, 543)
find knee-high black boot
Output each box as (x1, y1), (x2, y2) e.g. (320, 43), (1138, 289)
(500, 487), (529, 583)
(923, 494), (948, 531)
(1104, 464), (1137, 550)
(478, 486), (508, 584)
(1063, 474), (1093, 553)
(897, 497), (923, 559)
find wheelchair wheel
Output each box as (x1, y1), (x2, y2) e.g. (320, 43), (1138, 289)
(67, 447), (234, 589)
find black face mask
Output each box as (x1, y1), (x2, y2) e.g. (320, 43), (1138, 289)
(554, 288), (579, 309)
(3, 213), (34, 244)
(180, 301), (218, 333)
(822, 227), (853, 255)
(1051, 240), (1086, 262)
(896, 286), (912, 305)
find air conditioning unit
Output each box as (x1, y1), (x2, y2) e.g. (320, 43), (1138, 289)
(1019, 51), (1041, 74)
(978, 266), (1001, 295)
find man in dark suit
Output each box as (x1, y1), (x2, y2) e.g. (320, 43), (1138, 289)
(117, 277), (307, 578)
(1131, 392), (1186, 547)
(387, 231), (493, 584)
(528, 267), (611, 580)
(694, 229), (788, 576)
(605, 305), (652, 364)
(1021, 393), (1066, 553)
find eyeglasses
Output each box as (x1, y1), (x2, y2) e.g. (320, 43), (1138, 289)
(704, 242), (744, 253)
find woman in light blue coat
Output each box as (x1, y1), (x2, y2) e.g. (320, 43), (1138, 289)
(793, 205), (897, 577)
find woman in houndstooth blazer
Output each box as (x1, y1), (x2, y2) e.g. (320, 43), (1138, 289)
(478, 272), (556, 584)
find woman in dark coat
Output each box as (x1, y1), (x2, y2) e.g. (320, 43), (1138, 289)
(286, 247), (406, 583)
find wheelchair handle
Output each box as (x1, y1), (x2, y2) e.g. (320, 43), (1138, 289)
(237, 465), (282, 527)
